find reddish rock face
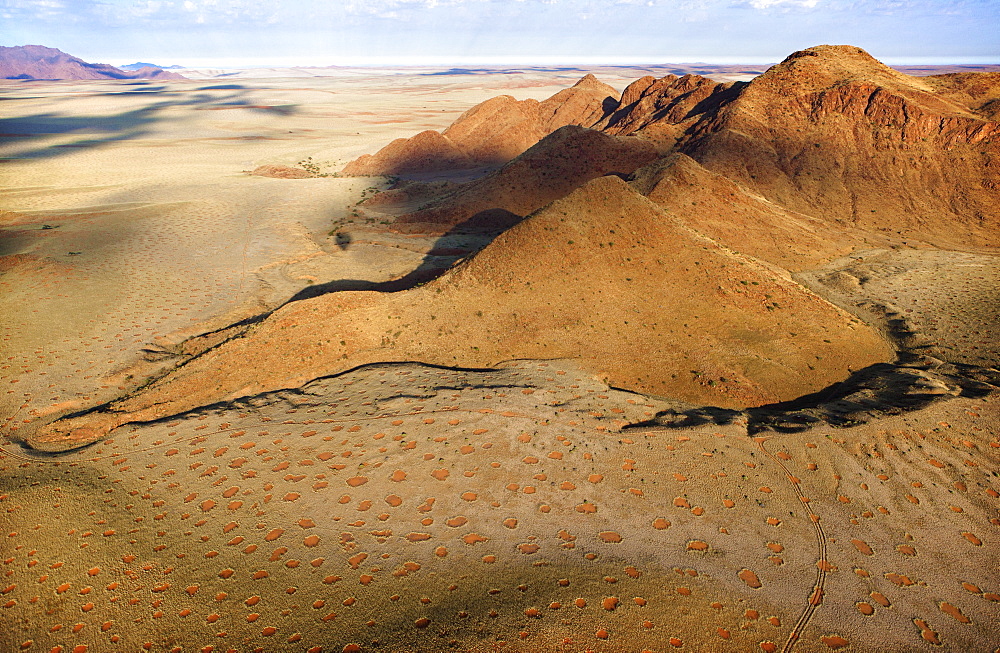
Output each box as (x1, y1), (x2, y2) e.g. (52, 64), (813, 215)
(350, 44), (999, 252)
(675, 45), (1000, 248)
(442, 95), (549, 165)
(536, 73), (621, 133)
(342, 130), (473, 176)
(342, 74), (621, 177)
(597, 73), (736, 136)
(379, 44), (1000, 252)
(392, 125), (659, 232)
(618, 75), (657, 108)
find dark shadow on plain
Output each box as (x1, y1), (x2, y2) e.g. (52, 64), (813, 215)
(99, 85), (168, 95)
(421, 67), (588, 76)
(745, 354), (998, 434)
(623, 406), (743, 432)
(283, 208), (519, 304)
(424, 68), (524, 76)
(204, 100), (298, 116)
(198, 84), (248, 90)
(0, 87), (290, 160)
(628, 353), (999, 436)
(158, 209), (519, 358)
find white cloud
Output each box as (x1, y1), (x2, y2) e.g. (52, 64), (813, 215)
(0, 0), (811, 26)
(1, 0), (65, 7)
(0, 0), (67, 18)
(75, 0), (285, 25)
(746, 0), (819, 8)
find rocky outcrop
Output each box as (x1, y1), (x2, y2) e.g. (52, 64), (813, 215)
(341, 74), (620, 177)
(536, 73), (620, 132)
(347, 44), (1000, 252)
(674, 45), (1000, 249)
(249, 164), (312, 179)
(629, 154), (869, 271)
(438, 95), (550, 166)
(922, 72), (1000, 119)
(342, 130), (473, 176)
(391, 125), (659, 232)
(123, 65), (186, 80)
(597, 73), (738, 136)
(373, 44), (1000, 251)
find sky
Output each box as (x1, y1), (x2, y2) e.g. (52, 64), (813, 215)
(1, 0), (998, 67)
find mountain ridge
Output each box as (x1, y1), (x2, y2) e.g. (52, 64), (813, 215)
(25, 44), (1000, 450)
(342, 75), (620, 176)
(29, 174), (893, 449)
(358, 44), (999, 252)
(0, 45), (186, 80)
(120, 61), (185, 70)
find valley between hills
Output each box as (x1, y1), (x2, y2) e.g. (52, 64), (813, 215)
(1, 45), (999, 652)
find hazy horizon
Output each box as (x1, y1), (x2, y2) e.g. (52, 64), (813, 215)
(3, 0), (998, 69)
(107, 53), (1000, 69)
(7, 48), (1000, 71)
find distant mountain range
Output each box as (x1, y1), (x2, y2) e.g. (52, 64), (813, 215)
(120, 61), (185, 71)
(0, 45), (186, 80)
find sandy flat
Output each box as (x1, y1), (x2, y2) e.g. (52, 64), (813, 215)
(1, 358), (997, 652)
(800, 249), (1000, 369)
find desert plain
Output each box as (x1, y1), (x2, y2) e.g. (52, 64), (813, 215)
(1, 49), (1000, 652)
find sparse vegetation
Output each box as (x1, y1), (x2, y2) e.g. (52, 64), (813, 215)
(296, 156), (339, 177)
